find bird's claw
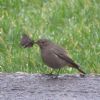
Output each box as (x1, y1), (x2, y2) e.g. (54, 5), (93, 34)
(43, 73), (59, 79)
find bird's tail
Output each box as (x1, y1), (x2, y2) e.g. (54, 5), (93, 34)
(72, 62), (86, 74)
(77, 67), (86, 74)
(57, 54), (86, 74)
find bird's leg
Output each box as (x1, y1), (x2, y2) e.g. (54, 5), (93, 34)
(52, 68), (61, 79)
(48, 70), (54, 75)
(56, 68), (61, 76)
(49, 68), (60, 75)
(45, 70), (54, 76)
(44, 69), (61, 79)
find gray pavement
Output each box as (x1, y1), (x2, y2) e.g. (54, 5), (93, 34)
(0, 73), (100, 100)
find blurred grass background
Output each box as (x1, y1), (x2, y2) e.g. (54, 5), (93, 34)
(0, 0), (100, 74)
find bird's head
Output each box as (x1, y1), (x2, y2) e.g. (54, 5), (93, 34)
(35, 39), (51, 49)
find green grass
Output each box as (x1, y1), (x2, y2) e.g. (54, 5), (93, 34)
(0, 0), (100, 74)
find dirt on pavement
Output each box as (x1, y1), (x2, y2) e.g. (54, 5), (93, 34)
(0, 73), (100, 100)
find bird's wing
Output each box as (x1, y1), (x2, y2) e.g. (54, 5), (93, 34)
(51, 46), (79, 68)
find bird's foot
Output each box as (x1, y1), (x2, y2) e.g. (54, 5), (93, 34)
(43, 73), (59, 79)
(80, 73), (86, 78)
(50, 74), (59, 79)
(44, 73), (53, 76)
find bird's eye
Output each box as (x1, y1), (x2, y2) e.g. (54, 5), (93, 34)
(42, 41), (45, 44)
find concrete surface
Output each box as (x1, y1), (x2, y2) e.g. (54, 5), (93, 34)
(0, 73), (100, 100)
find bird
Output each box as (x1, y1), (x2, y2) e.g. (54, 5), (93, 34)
(35, 39), (86, 75)
(20, 34), (86, 75)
